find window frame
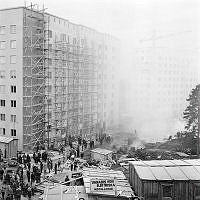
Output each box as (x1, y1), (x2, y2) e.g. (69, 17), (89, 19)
(11, 85), (17, 93)
(0, 70), (5, 78)
(0, 100), (5, 107)
(0, 56), (6, 64)
(11, 100), (16, 107)
(10, 25), (16, 34)
(10, 55), (17, 64)
(11, 114), (16, 123)
(11, 129), (16, 136)
(0, 26), (6, 35)
(0, 114), (5, 121)
(10, 40), (16, 49)
(0, 41), (6, 49)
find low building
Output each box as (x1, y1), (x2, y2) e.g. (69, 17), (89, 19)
(0, 136), (18, 159)
(41, 168), (136, 200)
(90, 148), (113, 162)
(41, 185), (88, 200)
(129, 159), (200, 200)
(82, 168), (135, 199)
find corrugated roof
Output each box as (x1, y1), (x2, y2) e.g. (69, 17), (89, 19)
(131, 159), (200, 181)
(90, 148), (113, 155)
(0, 136), (16, 144)
(185, 159), (200, 166)
(43, 186), (88, 200)
(180, 166), (200, 180)
(134, 166), (156, 180)
(150, 167), (172, 180)
(164, 166), (189, 180)
(82, 168), (134, 198)
(170, 160), (190, 166)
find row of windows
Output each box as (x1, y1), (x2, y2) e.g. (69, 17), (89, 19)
(0, 70), (17, 79)
(0, 128), (16, 136)
(0, 25), (16, 34)
(0, 86), (16, 95)
(0, 55), (17, 64)
(0, 40), (16, 49)
(0, 114), (16, 122)
(0, 100), (16, 107)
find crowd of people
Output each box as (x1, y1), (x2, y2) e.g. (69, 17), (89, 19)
(0, 133), (112, 199)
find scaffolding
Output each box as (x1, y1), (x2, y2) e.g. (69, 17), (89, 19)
(46, 39), (98, 146)
(23, 4), (98, 150)
(23, 4), (47, 151)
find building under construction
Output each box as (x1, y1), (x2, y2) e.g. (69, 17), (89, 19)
(0, 5), (119, 151)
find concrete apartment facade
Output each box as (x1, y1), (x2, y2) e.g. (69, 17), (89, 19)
(0, 6), (119, 151)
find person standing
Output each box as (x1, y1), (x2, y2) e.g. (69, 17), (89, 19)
(40, 161), (43, 174)
(31, 172), (35, 186)
(27, 186), (32, 200)
(47, 159), (51, 173)
(54, 163), (57, 174)
(58, 159), (61, 170)
(26, 169), (31, 183)
(15, 186), (21, 200)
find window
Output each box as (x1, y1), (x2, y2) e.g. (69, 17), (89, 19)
(0, 56), (6, 64)
(11, 100), (16, 107)
(11, 115), (16, 122)
(162, 185), (173, 199)
(0, 26), (6, 34)
(48, 72), (52, 79)
(10, 70), (16, 78)
(0, 41), (6, 49)
(61, 34), (66, 41)
(195, 184), (200, 199)
(0, 100), (5, 107)
(10, 25), (16, 34)
(48, 30), (52, 38)
(10, 55), (16, 64)
(0, 85), (5, 93)
(0, 70), (5, 78)
(0, 128), (5, 135)
(10, 40), (16, 49)
(73, 38), (76, 45)
(11, 129), (16, 136)
(11, 85), (16, 93)
(0, 114), (5, 121)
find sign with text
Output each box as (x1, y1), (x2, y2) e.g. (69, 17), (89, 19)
(90, 178), (116, 195)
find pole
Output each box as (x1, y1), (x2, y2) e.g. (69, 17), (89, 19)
(198, 86), (200, 158)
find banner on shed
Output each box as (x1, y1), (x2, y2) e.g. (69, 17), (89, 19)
(90, 178), (116, 195)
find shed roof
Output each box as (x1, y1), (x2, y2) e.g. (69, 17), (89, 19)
(43, 186), (88, 200)
(0, 136), (17, 144)
(82, 168), (134, 198)
(130, 159), (200, 181)
(90, 148), (113, 155)
(134, 166), (156, 180)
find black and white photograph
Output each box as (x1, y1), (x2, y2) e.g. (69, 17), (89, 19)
(0, 0), (200, 199)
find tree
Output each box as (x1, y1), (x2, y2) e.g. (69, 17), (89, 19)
(183, 84), (200, 154)
(183, 84), (200, 132)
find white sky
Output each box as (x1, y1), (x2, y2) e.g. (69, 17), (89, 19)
(0, 0), (199, 40)
(1, 0), (200, 141)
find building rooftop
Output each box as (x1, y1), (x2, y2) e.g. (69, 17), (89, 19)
(0, 136), (17, 144)
(0, 6), (119, 41)
(130, 159), (200, 181)
(90, 148), (113, 155)
(82, 168), (134, 198)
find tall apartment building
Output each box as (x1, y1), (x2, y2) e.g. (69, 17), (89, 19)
(131, 46), (199, 140)
(0, 6), (119, 151)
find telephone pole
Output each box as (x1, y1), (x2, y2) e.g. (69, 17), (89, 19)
(198, 86), (200, 158)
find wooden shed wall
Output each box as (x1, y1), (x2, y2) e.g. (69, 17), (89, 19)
(129, 164), (142, 197)
(139, 180), (200, 200)
(129, 164), (200, 200)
